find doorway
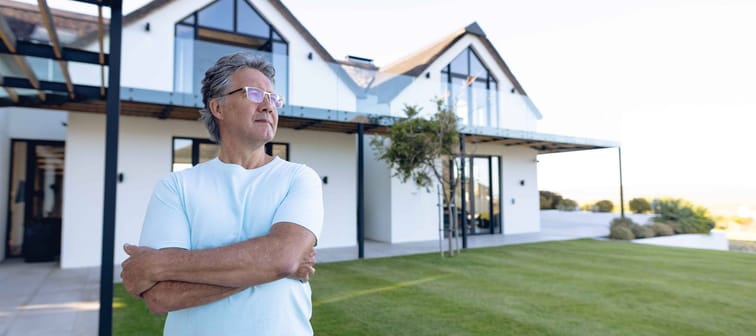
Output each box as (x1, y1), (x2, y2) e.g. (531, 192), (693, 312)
(445, 155), (501, 236)
(5, 140), (65, 262)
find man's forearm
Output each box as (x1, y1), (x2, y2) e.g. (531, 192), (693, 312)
(150, 223), (315, 288)
(142, 281), (243, 314)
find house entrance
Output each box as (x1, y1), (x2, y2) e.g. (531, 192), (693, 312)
(445, 156), (501, 236)
(5, 140), (65, 262)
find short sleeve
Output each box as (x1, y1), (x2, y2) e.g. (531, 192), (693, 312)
(272, 166), (324, 244)
(139, 174), (191, 250)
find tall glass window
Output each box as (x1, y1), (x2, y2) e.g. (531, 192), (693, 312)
(443, 155), (501, 236)
(441, 48), (499, 128)
(174, 0), (288, 100)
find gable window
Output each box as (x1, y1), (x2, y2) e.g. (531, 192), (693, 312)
(441, 48), (499, 128)
(172, 137), (289, 172)
(174, 0), (288, 102)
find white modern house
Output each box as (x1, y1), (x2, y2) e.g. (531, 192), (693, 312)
(0, 0), (616, 268)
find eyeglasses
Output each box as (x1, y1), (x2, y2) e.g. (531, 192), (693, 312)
(219, 86), (285, 109)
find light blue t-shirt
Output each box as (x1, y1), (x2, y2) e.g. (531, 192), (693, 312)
(139, 157), (323, 336)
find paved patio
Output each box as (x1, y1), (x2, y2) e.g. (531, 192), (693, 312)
(0, 210), (629, 336)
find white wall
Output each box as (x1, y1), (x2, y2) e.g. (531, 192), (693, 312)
(275, 128), (356, 248)
(390, 176), (440, 243)
(0, 110), (8, 262)
(363, 135), (392, 242)
(464, 143), (541, 234)
(62, 113), (209, 268)
(61, 113), (355, 268)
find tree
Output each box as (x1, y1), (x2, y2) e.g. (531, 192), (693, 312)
(629, 197), (651, 214)
(371, 99), (460, 256)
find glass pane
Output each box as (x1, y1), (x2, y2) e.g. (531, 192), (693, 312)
(237, 0), (270, 38)
(173, 138), (192, 172)
(198, 143), (220, 163)
(451, 76), (468, 125)
(469, 50), (486, 80)
(272, 30), (282, 41)
(271, 143), (288, 160)
(472, 80), (487, 127)
(32, 145), (64, 221)
(449, 49), (468, 75)
(272, 42), (288, 99)
(8, 142), (27, 257)
(197, 0), (234, 32)
(182, 14), (195, 24)
(174, 25), (195, 93)
(472, 157), (491, 234)
(491, 157), (501, 234)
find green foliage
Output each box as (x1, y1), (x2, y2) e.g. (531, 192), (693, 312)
(629, 197), (652, 214)
(539, 190), (563, 210)
(556, 198), (579, 211)
(370, 100), (458, 192)
(649, 222), (675, 236)
(610, 225), (635, 240)
(592, 200), (614, 213)
(652, 198), (715, 234)
(632, 224), (656, 239)
(609, 217), (636, 240)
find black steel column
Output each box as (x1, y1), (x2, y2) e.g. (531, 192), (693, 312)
(357, 123), (365, 258)
(459, 134), (467, 249)
(99, 1), (122, 335)
(618, 147), (625, 218)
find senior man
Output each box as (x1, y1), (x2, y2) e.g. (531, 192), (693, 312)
(121, 52), (323, 335)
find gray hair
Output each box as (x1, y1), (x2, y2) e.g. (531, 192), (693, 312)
(199, 52), (276, 143)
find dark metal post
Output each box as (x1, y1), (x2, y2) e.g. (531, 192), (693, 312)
(99, 1), (122, 335)
(618, 147), (625, 218)
(357, 123), (365, 258)
(459, 134), (467, 249)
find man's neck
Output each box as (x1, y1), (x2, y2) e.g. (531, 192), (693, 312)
(217, 140), (272, 169)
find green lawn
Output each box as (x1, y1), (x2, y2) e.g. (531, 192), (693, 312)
(113, 239), (756, 335)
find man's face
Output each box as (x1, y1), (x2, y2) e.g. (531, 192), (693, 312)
(213, 68), (279, 145)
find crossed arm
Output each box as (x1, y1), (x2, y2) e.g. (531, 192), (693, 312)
(120, 222), (316, 314)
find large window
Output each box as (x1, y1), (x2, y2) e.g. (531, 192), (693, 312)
(444, 155), (501, 235)
(174, 0), (288, 100)
(172, 137), (289, 171)
(441, 48), (499, 128)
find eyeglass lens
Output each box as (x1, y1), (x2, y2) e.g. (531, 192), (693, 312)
(246, 87), (283, 108)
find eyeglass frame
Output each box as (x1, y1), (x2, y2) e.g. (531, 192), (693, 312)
(217, 86), (285, 109)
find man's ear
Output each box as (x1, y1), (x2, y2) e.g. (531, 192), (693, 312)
(209, 98), (224, 120)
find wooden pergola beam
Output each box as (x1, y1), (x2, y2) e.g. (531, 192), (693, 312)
(0, 14), (46, 101)
(2, 87), (19, 103)
(37, 0), (75, 99)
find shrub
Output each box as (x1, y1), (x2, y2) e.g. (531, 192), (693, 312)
(592, 200), (614, 213)
(651, 198), (715, 234)
(649, 222), (675, 236)
(609, 217), (636, 240)
(556, 198), (579, 211)
(610, 216), (636, 228)
(539, 191), (563, 210)
(610, 225), (634, 240)
(629, 198), (651, 214)
(632, 224), (656, 239)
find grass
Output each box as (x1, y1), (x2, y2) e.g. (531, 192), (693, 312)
(113, 239), (756, 335)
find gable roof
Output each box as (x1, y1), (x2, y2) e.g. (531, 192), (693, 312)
(382, 22), (528, 96)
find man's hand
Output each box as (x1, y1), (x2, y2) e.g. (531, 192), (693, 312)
(289, 248), (316, 282)
(121, 244), (160, 298)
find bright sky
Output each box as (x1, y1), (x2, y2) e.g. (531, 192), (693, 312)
(32, 0), (756, 215)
